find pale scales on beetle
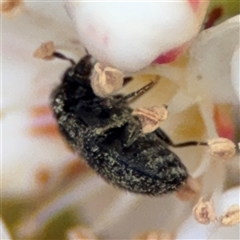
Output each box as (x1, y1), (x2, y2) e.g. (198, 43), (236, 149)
(34, 42), (238, 196)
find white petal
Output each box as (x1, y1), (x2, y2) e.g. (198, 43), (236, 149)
(210, 187), (240, 239)
(214, 186), (240, 217)
(0, 218), (12, 239)
(231, 44), (240, 100)
(2, 2), (82, 110)
(2, 110), (72, 195)
(176, 215), (218, 240)
(210, 224), (240, 239)
(2, 2), (81, 196)
(187, 15), (240, 104)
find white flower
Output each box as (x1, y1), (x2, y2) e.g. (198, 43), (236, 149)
(2, 2), (84, 196)
(186, 15), (240, 105)
(176, 186), (240, 239)
(2, 2), (239, 239)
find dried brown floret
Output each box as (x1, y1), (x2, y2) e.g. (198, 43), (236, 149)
(2, 0), (24, 14)
(132, 105), (168, 133)
(61, 158), (89, 180)
(220, 204), (240, 226)
(208, 138), (236, 160)
(67, 226), (98, 240)
(33, 41), (55, 60)
(133, 230), (174, 240)
(91, 62), (124, 97)
(193, 197), (217, 224)
(175, 176), (201, 201)
(35, 167), (51, 187)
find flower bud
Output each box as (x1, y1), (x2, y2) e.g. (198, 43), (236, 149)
(64, 1), (209, 72)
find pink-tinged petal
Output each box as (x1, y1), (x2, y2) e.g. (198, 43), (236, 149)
(188, 0), (201, 12)
(204, 7), (223, 29)
(213, 105), (236, 140)
(29, 105), (59, 137)
(152, 42), (190, 64)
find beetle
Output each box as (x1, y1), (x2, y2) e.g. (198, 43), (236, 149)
(51, 54), (206, 195)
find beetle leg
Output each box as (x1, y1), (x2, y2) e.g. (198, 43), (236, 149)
(121, 76), (159, 101)
(123, 119), (142, 147)
(94, 117), (127, 136)
(53, 52), (76, 65)
(155, 128), (208, 147)
(123, 76), (133, 86)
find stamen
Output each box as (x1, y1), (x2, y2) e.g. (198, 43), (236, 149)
(91, 62), (124, 97)
(33, 41), (76, 65)
(132, 105), (168, 133)
(193, 197), (217, 224)
(220, 204), (240, 226)
(207, 138), (236, 160)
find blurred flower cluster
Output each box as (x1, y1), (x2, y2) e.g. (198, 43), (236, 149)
(1, 1), (239, 239)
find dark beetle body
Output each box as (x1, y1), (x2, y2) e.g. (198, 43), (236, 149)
(51, 55), (188, 195)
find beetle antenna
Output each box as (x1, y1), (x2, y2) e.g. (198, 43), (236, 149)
(84, 47), (89, 55)
(53, 51), (76, 66)
(155, 129), (208, 147)
(123, 76), (133, 86)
